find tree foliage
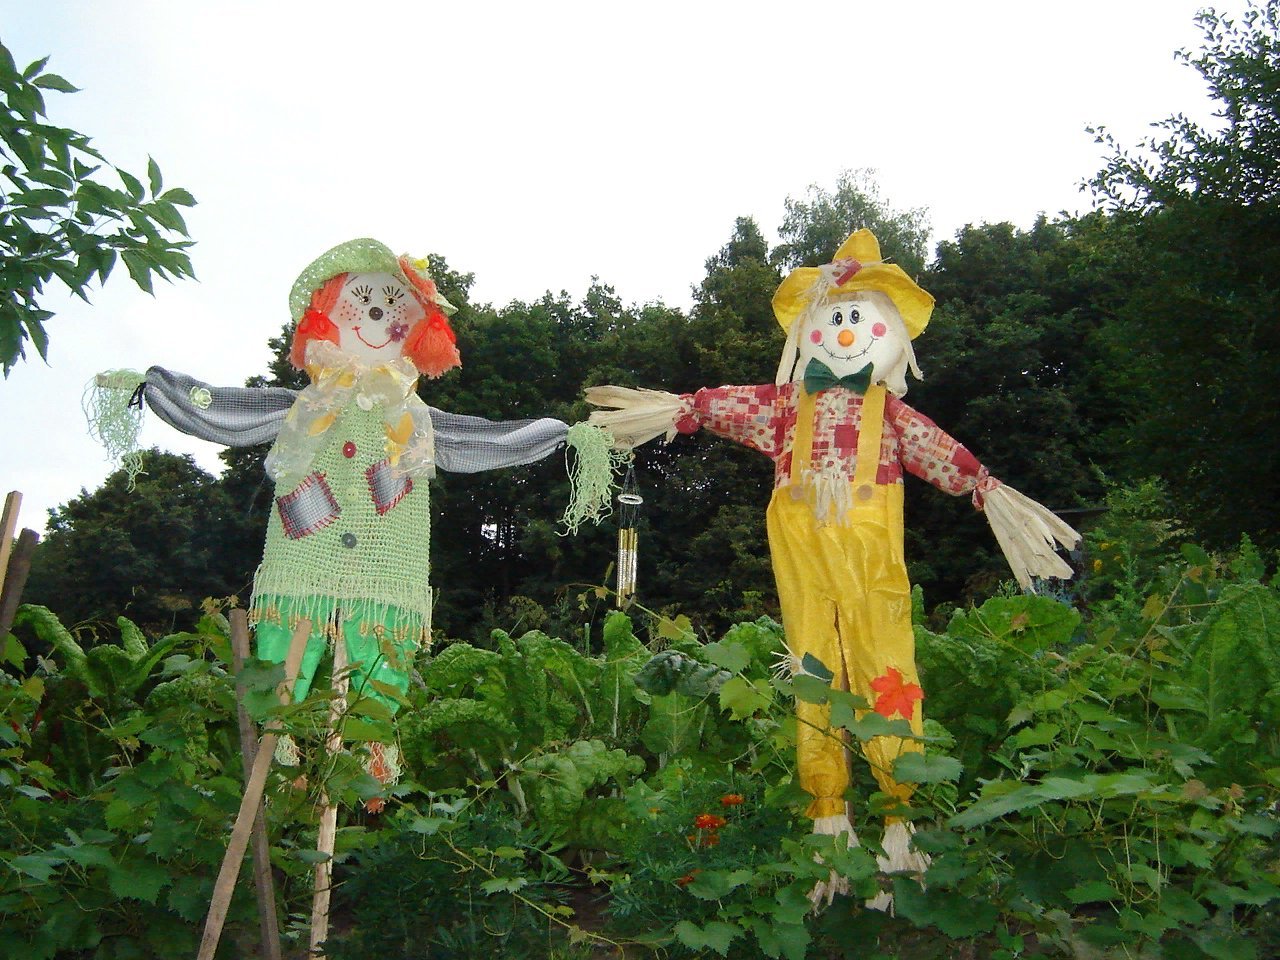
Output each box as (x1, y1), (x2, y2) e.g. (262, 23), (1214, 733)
(1085, 0), (1280, 551)
(0, 41), (196, 374)
(1089, 0), (1280, 209)
(772, 168), (930, 276)
(24, 452), (238, 636)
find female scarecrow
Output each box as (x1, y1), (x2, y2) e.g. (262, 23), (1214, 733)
(587, 229), (1079, 906)
(90, 238), (608, 801)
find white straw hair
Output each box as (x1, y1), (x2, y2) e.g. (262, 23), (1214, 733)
(774, 314), (803, 386)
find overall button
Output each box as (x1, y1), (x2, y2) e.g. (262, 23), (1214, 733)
(340, 533), (357, 548)
(856, 484), (874, 501)
(342, 441), (356, 458)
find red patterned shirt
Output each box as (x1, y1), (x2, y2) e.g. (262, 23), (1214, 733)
(676, 382), (983, 495)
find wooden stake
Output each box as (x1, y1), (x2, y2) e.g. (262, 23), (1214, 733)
(230, 610), (283, 960)
(309, 635), (349, 958)
(0, 491), (22, 589)
(197, 618), (311, 960)
(0, 528), (39, 638)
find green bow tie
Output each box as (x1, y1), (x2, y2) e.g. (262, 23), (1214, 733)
(803, 358), (874, 395)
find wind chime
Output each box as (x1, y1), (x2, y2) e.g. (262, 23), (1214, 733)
(615, 461), (643, 608)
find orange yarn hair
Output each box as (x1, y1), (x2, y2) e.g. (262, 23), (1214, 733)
(402, 305), (461, 379)
(288, 274), (345, 369)
(398, 256), (461, 378)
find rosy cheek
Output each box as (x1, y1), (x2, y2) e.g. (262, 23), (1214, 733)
(871, 322), (887, 337)
(809, 330), (823, 344)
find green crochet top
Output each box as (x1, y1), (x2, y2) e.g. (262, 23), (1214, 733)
(250, 401), (432, 645)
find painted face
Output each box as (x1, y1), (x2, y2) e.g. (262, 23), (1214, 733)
(796, 294), (907, 384)
(329, 271), (425, 364)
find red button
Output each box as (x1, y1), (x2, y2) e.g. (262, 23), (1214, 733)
(342, 441), (356, 458)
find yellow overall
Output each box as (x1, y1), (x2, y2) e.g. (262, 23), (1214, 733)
(766, 385), (924, 819)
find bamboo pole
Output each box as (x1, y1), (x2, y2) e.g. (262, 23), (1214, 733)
(229, 610), (283, 960)
(0, 528), (39, 638)
(197, 618), (311, 960)
(0, 492), (22, 589)
(309, 636), (349, 958)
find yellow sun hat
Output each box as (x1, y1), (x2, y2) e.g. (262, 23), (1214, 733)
(771, 229), (934, 339)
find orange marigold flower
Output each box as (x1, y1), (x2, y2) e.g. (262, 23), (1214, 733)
(870, 666), (924, 719)
(720, 793), (745, 807)
(703, 832), (720, 847)
(676, 869), (701, 887)
(694, 813), (727, 830)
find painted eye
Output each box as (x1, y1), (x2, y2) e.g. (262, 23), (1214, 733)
(829, 309), (844, 326)
(352, 284), (373, 305)
(848, 307), (861, 324)
(383, 285), (406, 308)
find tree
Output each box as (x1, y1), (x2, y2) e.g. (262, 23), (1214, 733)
(24, 452), (239, 635)
(1088, 1), (1280, 209)
(0, 42), (196, 374)
(771, 168), (930, 276)
(1084, 1), (1280, 551)
(909, 218), (1117, 601)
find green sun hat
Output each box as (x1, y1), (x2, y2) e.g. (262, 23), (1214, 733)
(288, 237), (457, 322)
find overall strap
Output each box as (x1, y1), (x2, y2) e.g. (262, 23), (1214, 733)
(852, 385), (886, 495)
(790, 387), (818, 485)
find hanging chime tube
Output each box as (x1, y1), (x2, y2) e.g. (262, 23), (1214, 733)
(615, 463), (642, 608)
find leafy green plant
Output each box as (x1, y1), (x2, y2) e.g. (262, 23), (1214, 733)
(0, 42), (196, 373)
(327, 800), (582, 960)
(0, 606), (255, 958)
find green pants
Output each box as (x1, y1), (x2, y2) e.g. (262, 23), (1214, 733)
(253, 596), (420, 713)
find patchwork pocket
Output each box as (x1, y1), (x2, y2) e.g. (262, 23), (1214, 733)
(366, 458), (413, 516)
(277, 472), (340, 539)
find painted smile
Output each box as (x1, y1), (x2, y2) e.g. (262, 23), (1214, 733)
(352, 325), (392, 349)
(821, 339), (876, 363)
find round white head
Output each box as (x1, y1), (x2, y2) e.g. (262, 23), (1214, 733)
(794, 291), (916, 395)
(328, 271), (425, 364)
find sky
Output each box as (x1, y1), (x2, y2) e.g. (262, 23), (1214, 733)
(0, 0), (1242, 535)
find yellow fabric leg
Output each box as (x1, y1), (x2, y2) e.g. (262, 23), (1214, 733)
(768, 493), (850, 819)
(768, 481), (922, 820)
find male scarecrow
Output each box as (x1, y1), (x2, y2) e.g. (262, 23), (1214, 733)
(587, 229), (1079, 906)
(90, 238), (608, 804)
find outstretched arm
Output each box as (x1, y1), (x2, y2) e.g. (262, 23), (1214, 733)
(421, 407), (618, 533)
(426, 407), (569, 473)
(141, 367), (297, 447)
(586, 383), (781, 456)
(887, 395), (1080, 588)
(86, 367), (299, 487)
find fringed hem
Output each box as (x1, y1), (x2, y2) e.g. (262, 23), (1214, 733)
(878, 820), (930, 876)
(249, 590), (432, 649)
(865, 820), (932, 915)
(808, 813), (859, 911)
(275, 734), (302, 767)
(562, 422), (626, 533)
